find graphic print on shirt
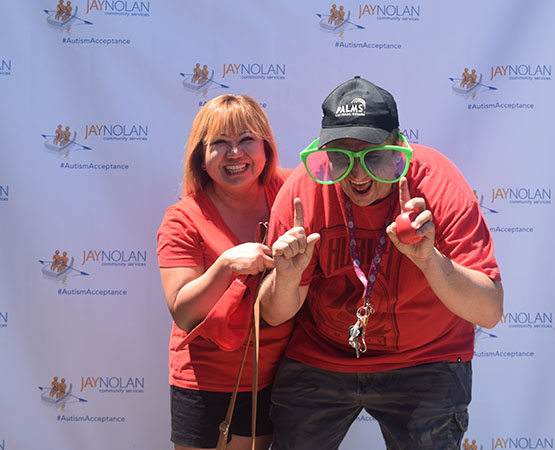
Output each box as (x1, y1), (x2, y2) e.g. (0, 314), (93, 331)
(310, 224), (403, 352)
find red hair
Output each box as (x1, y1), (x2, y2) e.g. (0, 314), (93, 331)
(182, 95), (278, 196)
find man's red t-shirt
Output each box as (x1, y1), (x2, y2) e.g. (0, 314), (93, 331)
(268, 145), (500, 373)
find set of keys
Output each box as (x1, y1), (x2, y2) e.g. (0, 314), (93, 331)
(348, 305), (373, 358)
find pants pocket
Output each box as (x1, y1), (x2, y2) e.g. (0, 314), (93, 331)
(449, 408), (469, 449)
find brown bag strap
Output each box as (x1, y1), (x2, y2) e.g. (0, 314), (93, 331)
(217, 222), (268, 450)
(216, 276), (264, 450)
(251, 290), (260, 449)
(216, 324), (255, 450)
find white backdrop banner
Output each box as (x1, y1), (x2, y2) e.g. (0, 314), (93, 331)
(1, 1), (553, 449)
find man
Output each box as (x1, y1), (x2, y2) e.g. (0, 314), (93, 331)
(259, 76), (503, 449)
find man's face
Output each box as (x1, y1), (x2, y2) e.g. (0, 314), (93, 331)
(324, 138), (394, 207)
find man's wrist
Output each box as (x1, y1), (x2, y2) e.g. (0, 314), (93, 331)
(274, 269), (303, 287)
(413, 247), (447, 275)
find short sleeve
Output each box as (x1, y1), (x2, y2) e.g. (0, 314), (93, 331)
(436, 200), (500, 280)
(157, 205), (205, 268)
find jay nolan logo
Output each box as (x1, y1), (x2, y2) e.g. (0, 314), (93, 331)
(39, 249), (131, 296)
(0, 185), (8, 202)
(490, 63), (551, 82)
(491, 436), (554, 449)
(450, 66), (498, 100)
(84, 0), (150, 17)
(79, 375), (145, 393)
(42, 123), (92, 158)
(473, 189), (499, 215)
(221, 62), (286, 80)
(357, 3), (421, 21)
(38, 376), (88, 409)
(401, 128), (419, 144)
(181, 62), (229, 96)
(0, 59), (11, 76)
(44, 1), (138, 45)
(499, 311), (553, 330)
(39, 249), (90, 283)
(0, 311), (7, 328)
(490, 186), (551, 206)
(84, 122), (149, 142)
(462, 438), (484, 450)
(44, 1), (94, 31)
(316, 4), (365, 34)
(81, 248), (147, 267)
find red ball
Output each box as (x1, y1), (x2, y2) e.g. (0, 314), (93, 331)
(395, 211), (423, 245)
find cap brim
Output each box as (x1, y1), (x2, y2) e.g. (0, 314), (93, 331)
(319, 126), (391, 148)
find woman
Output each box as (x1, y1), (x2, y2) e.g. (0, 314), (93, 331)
(157, 94), (293, 450)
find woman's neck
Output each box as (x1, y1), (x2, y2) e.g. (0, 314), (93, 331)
(206, 181), (269, 242)
(207, 181), (266, 212)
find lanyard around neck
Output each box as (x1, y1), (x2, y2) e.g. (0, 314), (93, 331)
(344, 187), (397, 356)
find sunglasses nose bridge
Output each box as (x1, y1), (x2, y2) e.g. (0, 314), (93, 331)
(349, 155), (368, 179)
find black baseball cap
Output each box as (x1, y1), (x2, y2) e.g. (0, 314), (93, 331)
(318, 76), (399, 147)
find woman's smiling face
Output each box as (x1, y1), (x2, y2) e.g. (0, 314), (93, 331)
(204, 131), (266, 191)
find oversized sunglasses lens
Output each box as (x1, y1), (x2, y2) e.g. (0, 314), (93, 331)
(363, 149), (408, 182)
(304, 150), (351, 183)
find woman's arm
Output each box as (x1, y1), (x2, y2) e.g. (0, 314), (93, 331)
(160, 243), (274, 332)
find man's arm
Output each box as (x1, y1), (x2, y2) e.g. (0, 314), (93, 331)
(260, 198), (320, 326)
(387, 178), (504, 329)
(412, 251), (503, 328)
(259, 270), (310, 326)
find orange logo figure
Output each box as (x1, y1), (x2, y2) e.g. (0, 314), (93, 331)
(53, 125), (64, 145)
(467, 69), (478, 89)
(462, 438), (478, 450)
(57, 251), (69, 273)
(56, 378), (67, 399)
(49, 376), (60, 397)
(328, 4), (338, 24)
(54, 1), (73, 21)
(62, 1), (72, 21)
(191, 63), (202, 83)
(55, 0), (65, 20)
(460, 67), (470, 88)
(335, 5), (345, 25)
(50, 250), (62, 270)
(60, 126), (71, 146)
(199, 64), (209, 84)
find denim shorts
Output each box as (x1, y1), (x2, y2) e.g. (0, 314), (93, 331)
(170, 385), (274, 448)
(270, 358), (472, 450)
